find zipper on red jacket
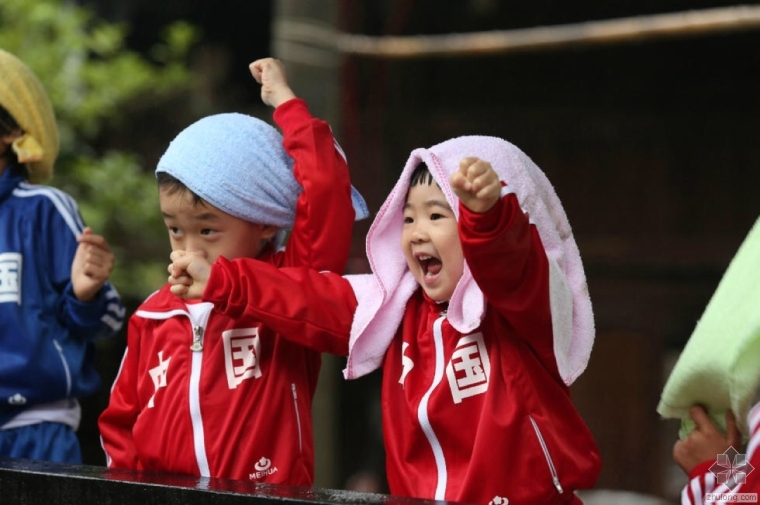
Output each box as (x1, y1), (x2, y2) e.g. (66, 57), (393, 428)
(418, 313), (448, 500)
(185, 304), (214, 478)
(190, 326), (203, 351)
(529, 415), (563, 493)
(291, 383), (303, 453)
(189, 322), (210, 477)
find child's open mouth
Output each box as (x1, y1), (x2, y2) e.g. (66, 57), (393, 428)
(417, 254), (442, 278)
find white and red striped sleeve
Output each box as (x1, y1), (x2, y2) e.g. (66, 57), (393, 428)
(681, 402), (760, 504)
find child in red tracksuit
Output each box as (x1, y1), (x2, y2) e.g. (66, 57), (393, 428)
(97, 57), (367, 484)
(170, 135), (601, 504)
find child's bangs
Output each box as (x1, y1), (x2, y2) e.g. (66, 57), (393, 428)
(409, 162), (435, 187)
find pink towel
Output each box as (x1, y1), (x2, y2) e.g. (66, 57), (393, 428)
(345, 135), (595, 385)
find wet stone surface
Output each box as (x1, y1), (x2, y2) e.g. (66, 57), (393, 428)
(0, 457), (456, 505)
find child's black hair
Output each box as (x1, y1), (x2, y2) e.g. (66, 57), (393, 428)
(0, 105), (22, 167)
(0, 105), (20, 137)
(409, 162), (435, 187)
(156, 171), (206, 205)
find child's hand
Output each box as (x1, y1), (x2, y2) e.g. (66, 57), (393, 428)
(71, 227), (115, 302)
(249, 57), (297, 108)
(449, 157), (501, 213)
(168, 250), (212, 300)
(673, 405), (741, 475)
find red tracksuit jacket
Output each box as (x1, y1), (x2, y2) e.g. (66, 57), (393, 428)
(203, 192), (601, 504)
(97, 98), (354, 484)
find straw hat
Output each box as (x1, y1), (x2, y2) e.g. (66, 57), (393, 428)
(0, 48), (59, 183)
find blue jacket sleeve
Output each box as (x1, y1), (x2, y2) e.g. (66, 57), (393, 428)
(44, 190), (125, 340)
(59, 282), (125, 340)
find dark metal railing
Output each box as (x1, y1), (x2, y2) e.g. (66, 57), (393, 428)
(0, 458), (446, 505)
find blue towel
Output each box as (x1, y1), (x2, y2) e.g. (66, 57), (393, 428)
(156, 112), (368, 228)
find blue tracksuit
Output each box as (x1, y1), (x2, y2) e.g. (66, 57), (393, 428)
(0, 165), (125, 458)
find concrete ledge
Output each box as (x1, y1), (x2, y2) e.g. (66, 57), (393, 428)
(0, 457), (438, 505)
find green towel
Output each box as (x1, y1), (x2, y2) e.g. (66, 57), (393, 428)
(657, 216), (760, 439)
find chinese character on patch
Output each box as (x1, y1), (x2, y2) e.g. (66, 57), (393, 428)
(148, 351), (171, 408)
(446, 333), (490, 404)
(0, 252), (22, 304)
(223, 328), (262, 389)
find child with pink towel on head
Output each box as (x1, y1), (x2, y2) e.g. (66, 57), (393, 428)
(170, 134), (601, 504)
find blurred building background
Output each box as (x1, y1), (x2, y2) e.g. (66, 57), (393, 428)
(55, 0), (760, 502)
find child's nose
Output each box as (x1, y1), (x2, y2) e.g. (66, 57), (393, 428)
(410, 225), (428, 242)
(184, 239), (207, 257)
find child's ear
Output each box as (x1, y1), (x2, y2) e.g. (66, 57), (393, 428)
(1, 130), (22, 147)
(261, 225), (279, 240)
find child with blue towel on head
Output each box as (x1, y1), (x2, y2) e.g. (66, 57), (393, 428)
(98, 57), (368, 484)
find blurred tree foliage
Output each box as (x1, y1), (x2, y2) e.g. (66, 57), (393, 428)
(0, 0), (201, 302)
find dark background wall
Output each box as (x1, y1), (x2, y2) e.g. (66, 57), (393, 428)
(77, 0), (760, 501)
